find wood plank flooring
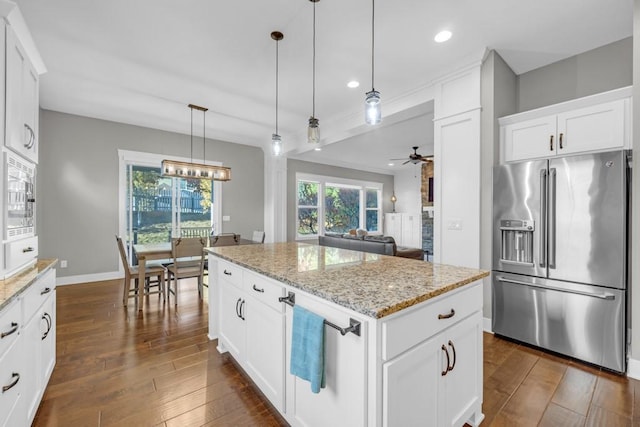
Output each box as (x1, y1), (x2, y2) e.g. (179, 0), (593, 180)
(34, 279), (640, 426)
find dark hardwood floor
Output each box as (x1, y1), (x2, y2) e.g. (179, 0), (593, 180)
(34, 279), (640, 426)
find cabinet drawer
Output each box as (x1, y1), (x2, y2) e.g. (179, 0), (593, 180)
(22, 268), (55, 324)
(244, 270), (285, 312)
(218, 260), (243, 288)
(0, 300), (21, 359)
(381, 282), (482, 361)
(5, 236), (38, 274)
(0, 338), (23, 427)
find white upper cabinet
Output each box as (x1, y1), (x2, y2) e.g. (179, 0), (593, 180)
(500, 87), (631, 163)
(5, 25), (39, 163)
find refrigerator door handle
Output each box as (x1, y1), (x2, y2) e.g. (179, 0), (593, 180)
(496, 276), (616, 300)
(548, 168), (557, 269)
(539, 169), (547, 268)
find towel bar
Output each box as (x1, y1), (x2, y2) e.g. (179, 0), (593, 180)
(279, 291), (361, 337)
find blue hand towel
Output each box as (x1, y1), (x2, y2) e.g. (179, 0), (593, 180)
(290, 304), (326, 393)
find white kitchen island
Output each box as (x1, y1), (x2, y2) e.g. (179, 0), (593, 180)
(206, 242), (489, 427)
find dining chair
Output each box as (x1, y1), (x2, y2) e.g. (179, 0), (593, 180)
(115, 235), (166, 306)
(252, 230), (266, 243)
(166, 237), (207, 305)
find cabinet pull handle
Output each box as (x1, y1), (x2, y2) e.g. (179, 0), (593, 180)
(42, 313), (51, 340)
(447, 340), (457, 372)
(438, 309), (455, 320)
(224, 270), (232, 276)
(252, 284), (264, 293)
(2, 372), (20, 393)
(549, 135), (554, 151)
(23, 246), (35, 253)
(40, 287), (51, 295)
(240, 300), (245, 320)
(235, 298), (241, 318)
(559, 133), (564, 149)
(1, 322), (18, 339)
(441, 345), (450, 376)
(24, 123), (35, 149)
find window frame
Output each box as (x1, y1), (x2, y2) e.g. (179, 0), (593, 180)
(296, 173), (383, 240)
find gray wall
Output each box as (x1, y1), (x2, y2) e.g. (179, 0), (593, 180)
(286, 159), (394, 241)
(480, 51), (517, 319)
(38, 110), (264, 278)
(517, 37), (632, 112)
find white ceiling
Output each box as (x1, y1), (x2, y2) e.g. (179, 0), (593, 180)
(16, 0), (633, 173)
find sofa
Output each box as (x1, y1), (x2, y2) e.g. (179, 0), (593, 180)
(318, 233), (424, 260)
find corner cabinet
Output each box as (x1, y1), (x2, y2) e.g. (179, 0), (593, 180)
(209, 253), (484, 427)
(500, 87), (631, 163)
(5, 24), (39, 164)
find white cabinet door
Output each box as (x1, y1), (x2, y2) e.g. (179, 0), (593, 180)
(383, 335), (441, 427)
(0, 337), (23, 427)
(245, 294), (285, 411)
(401, 214), (420, 249)
(218, 281), (246, 360)
(285, 291), (367, 427)
(22, 303), (45, 424)
(384, 213), (402, 243)
(5, 27), (39, 163)
(440, 312), (483, 427)
(556, 99), (625, 155)
(40, 291), (56, 385)
(504, 115), (556, 162)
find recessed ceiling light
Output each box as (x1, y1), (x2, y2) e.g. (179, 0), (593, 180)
(347, 80), (360, 88)
(388, 162), (394, 166)
(314, 147), (322, 151)
(434, 30), (452, 43)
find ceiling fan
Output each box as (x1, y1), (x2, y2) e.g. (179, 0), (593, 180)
(391, 146), (433, 165)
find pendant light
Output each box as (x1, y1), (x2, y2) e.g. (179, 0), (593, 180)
(271, 31), (284, 157)
(307, 0), (320, 144)
(161, 104), (231, 181)
(365, 0), (381, 125)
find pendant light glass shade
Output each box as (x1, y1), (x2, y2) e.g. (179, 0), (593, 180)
(307, 0), (320, 144)
(365, 89), (381, 125)
(365, 0), (381, 125)
(307, 116), (320, 144)
(271, 31), (284, 157)
(161, 104), (231, 181)
(271, 133), (282, 156)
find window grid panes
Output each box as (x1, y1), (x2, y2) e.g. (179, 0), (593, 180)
(296, 174), (382, 238)
(297, 181), (320, 236)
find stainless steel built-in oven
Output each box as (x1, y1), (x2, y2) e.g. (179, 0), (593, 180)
(6, 152), (36, 240)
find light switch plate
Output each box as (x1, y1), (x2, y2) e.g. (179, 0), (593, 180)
(223, 216), (231, 222)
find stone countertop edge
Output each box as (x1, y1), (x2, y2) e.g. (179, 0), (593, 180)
(206, 245), (489, 319)
(0, 258), (58, 311)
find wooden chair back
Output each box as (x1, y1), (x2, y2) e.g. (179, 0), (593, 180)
(171, 237), (207, 266)
(252, 230), (265, 243)
(210, 233), (240, 247)
(115, 235), (133, 273)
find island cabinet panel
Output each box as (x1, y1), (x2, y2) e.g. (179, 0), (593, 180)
(216, 261), (286, 412)
(381, 283), (483, 427)
(284, 289), (368, 427)
(244, 271), (285, 411)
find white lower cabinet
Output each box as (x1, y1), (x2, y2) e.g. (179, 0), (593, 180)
(0, 267), (56, 427)
(217, 261), (286, 412)
(211, 254), (483, 427)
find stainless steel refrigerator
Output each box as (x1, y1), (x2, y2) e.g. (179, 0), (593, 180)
(492, 150), (630, 372)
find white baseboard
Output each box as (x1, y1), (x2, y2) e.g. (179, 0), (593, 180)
(56, 270), (122, 286)
(483, 317), (493, 333)
(627, 357), (640, 379)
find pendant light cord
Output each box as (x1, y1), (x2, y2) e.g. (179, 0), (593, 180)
(371, 0), (375, 90)
(312, 0), (316, 118)
(203, 109), (206, 164)
(190, 106), (194, 163)
(276, 38), (279, 134)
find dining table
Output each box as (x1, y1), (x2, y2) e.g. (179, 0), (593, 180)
(133, 237), (257, 310)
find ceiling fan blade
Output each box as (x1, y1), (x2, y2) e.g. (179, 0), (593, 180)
(402, 160), (410, 165)
(390, 158), (408, 160)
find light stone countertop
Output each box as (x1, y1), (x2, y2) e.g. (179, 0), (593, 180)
(207, 242), (489, 319)
(0, 259), (58, 311)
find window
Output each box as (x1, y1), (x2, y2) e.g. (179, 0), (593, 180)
(297, 180), (319, 236)
(118, 150), (222, 262)
(296, 173), (382, 239)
